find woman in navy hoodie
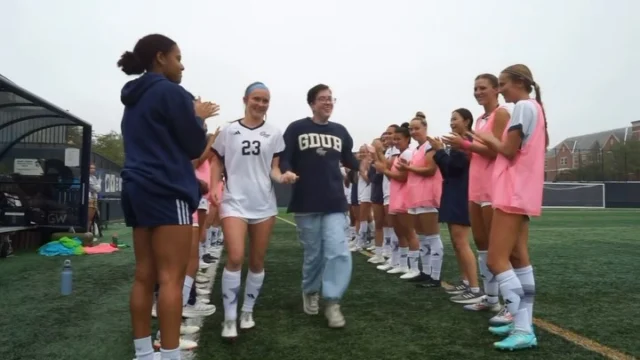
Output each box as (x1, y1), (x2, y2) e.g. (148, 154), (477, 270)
(118, 34), (217, 360)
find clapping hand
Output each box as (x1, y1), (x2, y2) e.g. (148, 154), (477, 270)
(194, 97), (220, 120)
(426, 136), (444, 150)
(441, 132), (464, 149)
(396, 158), (409, 171)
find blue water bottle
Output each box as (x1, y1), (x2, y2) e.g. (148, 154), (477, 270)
(61, 259), (73, 295)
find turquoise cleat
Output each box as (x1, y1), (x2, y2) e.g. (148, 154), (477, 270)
(489, 323), (514, 336)
(493, 331), (537, 351)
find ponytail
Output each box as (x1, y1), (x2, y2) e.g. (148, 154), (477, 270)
(533, 83), (549, 148)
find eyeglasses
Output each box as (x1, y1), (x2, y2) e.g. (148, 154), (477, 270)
(316, 96), (337, 104)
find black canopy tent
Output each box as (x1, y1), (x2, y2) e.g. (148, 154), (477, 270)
(0, 74), (93, 229)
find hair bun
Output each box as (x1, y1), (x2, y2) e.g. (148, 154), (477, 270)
(415, 111), (426, 119)
(117, 51), (145, 75)
(400, 122), (410, 128)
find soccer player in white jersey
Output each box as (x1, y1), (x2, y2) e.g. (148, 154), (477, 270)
(210, 82), (297, 341)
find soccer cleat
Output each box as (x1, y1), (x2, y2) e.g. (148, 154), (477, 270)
(493, 330), (537, 350)
(302, 292), (320, 315)
(399, 269), (421, 280)
(221, 320), (238, 341)
(463, 298), (502, 312)
(407, 272), (431, 283)
(416, 278), (441, 288)
(489, 306), (513, 326)
(239, 311), (255, 330)
(450, 290), (485, 304)
(325, 302), (346, 328)
(182, 302), (216, 318)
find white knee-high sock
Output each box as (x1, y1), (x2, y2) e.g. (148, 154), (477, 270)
(478, 250), (499, 304)
(514, 265), (535, 325)
(383, 227), (392, 252)
(398, 247), (409, 268)
(428, 234), (443, 280)
(408, 250), (420, 270)
(390, 232), (400, 266)
(358, 221), (368, 244)
(221, 268), (242, 321)
(182, 276), (194, 307)
(496, 269), (530, 332)
(133, 336), (154, 360)
(241, 270), (265, 313)
(418, 234), (431, 275)
(160, 348), (180, 360)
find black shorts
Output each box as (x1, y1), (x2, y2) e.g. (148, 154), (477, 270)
(350, 180), (359, 206)
(122, 182), (195, 227)
(370, 182), (384, 205)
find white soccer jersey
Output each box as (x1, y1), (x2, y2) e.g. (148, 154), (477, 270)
(212, 120), (285, 219)
(382, 146), (401, 197)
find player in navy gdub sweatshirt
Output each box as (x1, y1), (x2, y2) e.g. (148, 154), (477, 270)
(118, 34), (217, 360)
(280, 84), (360, 329)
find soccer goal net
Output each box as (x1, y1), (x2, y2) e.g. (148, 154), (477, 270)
(542, 182), (605, 208)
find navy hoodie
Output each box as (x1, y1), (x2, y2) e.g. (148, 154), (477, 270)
(280, 117), (359, 213)
(120, 72), (206, 211)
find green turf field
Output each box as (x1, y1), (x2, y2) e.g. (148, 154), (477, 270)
(1, 209), (638, 360)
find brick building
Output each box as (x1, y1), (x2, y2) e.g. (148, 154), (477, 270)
(545, 120), (640, 181)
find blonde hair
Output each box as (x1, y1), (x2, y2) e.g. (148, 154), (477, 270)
(502, 64), (548, 147)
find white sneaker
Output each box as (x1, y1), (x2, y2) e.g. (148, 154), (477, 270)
(367, 255), (386, 264)
(239, 311), (255, 330)
(196, 274), (210, 284)
(196, 287), (211, 296)
(488, 306), (513, 326)
(199, 261), (212, 270)
(366, 244), (376, 251)
(180, 324), (200, 335)
(325, 302), (345, 328)
(399, 269), (421, 280)
(153, 337), (198, 350)
(302, 291), (320, 315)
(463, 298), (502, 312)
(377, 260), (393, 271)
(151, 303), (157, 318)
(195, 282), (208, 290)
(182, 302), (216, 318)
(197, 297), (210, 304)
(386, 266), (408, 274)
(221, 319), (238, 340)
(348, 242), (358, 252)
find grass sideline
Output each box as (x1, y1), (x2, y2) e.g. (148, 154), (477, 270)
(0, 209), (638, 359)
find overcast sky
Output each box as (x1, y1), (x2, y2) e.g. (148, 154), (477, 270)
(2, 0), (639, 149)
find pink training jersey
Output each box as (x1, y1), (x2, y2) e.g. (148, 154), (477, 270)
(388, 151), (412, 214)
(195, 160), (212, 198)
(406, 143), (442, 208)
(492, 100), (546, 217)
(469, 107), (500, 202)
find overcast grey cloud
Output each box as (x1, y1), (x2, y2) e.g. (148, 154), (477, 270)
(1, 0), (639, 147)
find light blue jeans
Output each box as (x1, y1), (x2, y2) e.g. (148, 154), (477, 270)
(294, 212), (352, 301)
